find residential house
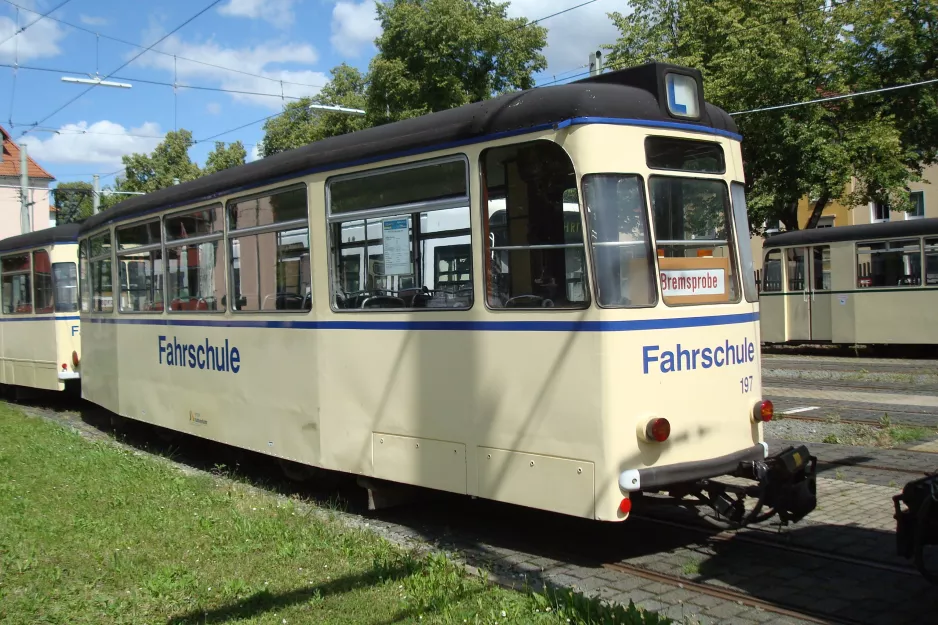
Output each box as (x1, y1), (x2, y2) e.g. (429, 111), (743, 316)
(0, 125), (56, 240)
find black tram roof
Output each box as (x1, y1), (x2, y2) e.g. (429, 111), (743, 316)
(0, 223), (81, 254)
(79, 62), (739, 235)
(764, 218), (938, 248)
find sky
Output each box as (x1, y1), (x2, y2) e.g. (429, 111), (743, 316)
(0, 0), (621, 189)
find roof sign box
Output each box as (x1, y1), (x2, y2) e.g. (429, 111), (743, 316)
(666, 73), (700, 118)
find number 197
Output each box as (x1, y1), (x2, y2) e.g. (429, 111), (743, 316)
(740, 376), (753, 393)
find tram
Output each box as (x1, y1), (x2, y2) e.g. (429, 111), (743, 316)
(759, 218), (938, 346)
(0, 223), (81, 391)
(76, 62), (816, 525)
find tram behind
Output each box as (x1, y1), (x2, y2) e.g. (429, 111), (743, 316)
(0, 224), (81, 391)
(76, 62), (816, 526)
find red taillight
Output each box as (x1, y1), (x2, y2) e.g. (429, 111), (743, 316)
(72, 351), (79, 368)
(754, 399), (773, 422)
(61, 363), (67, 371)
(618, 498), (632, 515)
(646, 418), (671, 442)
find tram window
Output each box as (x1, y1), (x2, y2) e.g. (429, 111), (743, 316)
(813, 246), (831, 291)
(119, 251), (164, 312)
(730, 183), (758, 302)
(33, 250), (54, 313)
(581, 174), (655, 307)
(2, 254), (32, 314)
(645, 137), (725, 174)
(117, 220), (161, 249)
(168, 205), (225, 240)
(79, 240), (90, 313)
(327, 157), (472, 311)
(649, 177), (739, 305)
(761, 249), (782, 292)
(481, 141), (587, 309)
(90, 232), (113, 313)
(228, 186), (309, 312)
(925, 238), (938, 285)
(856, 240), (922, 288)
(785, 248), (805, 291)
(53, 263), (79, 313)
(164, 205), (225, 312)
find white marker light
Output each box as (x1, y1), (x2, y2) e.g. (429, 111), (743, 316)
(665, 73), (699, 118)
(61, 76), (132, 89)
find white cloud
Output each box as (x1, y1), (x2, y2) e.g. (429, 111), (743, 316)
(79, 15), (108, 26)
(330, 0), (380, 57)
(249, 142), (262, 162)
(0, 2), (68, 63)
(131, 33), (326, 109)
(218, 0), (297, 29)
(20, 121), (164, 169)
(206, 102), (221, 115)
(506, 0), (622, 79)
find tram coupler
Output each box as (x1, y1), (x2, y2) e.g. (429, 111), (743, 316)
(734, 444), (818, 526)
(893, 471), (938, 584)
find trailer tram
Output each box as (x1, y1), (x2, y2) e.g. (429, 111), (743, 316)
(76, 62), (816, 526)
(0, 224), (81, 392)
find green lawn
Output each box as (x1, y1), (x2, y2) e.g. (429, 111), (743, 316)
(0, 406), (664, 625)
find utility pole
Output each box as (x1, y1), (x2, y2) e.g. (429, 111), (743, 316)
(589, 50), (603, 77)
(92, 174), (100, 214)
(20, 142), (30, 234)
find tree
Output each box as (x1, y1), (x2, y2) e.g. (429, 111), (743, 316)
(52, 181), (94, 224)
(604, 0), (938, 232)
(204, 140), (247, 174)
(119, 129), (201, 194)
(367, 0), (548, 122)
(262, 64), (371, 157)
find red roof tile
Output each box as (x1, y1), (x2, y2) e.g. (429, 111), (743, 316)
(0, 125), (55, 180)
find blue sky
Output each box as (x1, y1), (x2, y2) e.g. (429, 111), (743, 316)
(0, 0), (621, 188)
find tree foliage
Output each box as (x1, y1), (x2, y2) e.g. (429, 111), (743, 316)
(262, 64), (370, 157)
(368, 0), (547, 122)
(118, 130), (201, 195)
(604, 0), (938, 231)
(204, 140), (247, 174)
(52, 181), (94, 224)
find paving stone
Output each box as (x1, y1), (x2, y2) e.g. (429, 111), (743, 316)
(703, 600), (748, 619)
(719, 617), (761, 625)
(607, 575), (648, 593)
(639, 581), (679, 595)
(655, 588), (699, 604)
(610, 589), (654, 606)
(634, 600), (669, 614)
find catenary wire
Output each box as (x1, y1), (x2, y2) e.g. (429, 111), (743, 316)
(0, 0), (72, 48)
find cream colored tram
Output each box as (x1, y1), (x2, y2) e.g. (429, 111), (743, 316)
(0, 224), (82, 391)
(77, 62), (815, 526)
(759, 218), (938, 346)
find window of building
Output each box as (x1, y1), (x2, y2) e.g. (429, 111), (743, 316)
(481, 142), (586, 309)
(786, 247), (805, 291)
(165, 206), (226, 312)
(229, 188), (308, 311)
(925, 238), (938, 285)
(581, 174), (656, 307)
(908, 191), (925, 219)
(2, 254), (32, 314)
(817, 215), (835, 228)
(89, 232), (113, 313)
(53, 262), (78, 313)
(812, 246), (831, 291)
(761, 249), (782, 292)
(856, 239), (921, 288)
(871, 201), (890, 223)
(649, 176), (739, 305)
(117, 219), (163, 312)
(33, 250), (54, 313)
(329, 157), (472, 311)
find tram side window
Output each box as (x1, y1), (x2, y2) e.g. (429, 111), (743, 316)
(786, 248), (805, 291)
(89, 232), (113, 313)
(33, 250), (54, 313)
(856, 239), (921, 288)
(2, 254), (32, 314)
(53, 263), (79, 313)
(481, 141), (587, 309)
(164, 206), (226, 312)
(328, 158), (472, 311)
(761, 249), (782, 292)
(79, 240), (90, 313)
(228, 188), (308, 312)
(117, 219), (163, 312)
(581, 174), (656, 307)
(925, 238), (938, 285)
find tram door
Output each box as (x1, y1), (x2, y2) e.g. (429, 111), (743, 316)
(784, 246), (832, 341)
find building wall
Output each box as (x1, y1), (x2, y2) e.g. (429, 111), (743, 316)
(0, 177), (53, 241)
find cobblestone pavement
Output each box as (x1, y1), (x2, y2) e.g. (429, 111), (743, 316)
(765, 386), (938, 408)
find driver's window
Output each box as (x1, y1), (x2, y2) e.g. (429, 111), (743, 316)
(481, 140), (588, 309)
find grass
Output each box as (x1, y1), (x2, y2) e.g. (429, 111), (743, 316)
(0, 405), (667, 625)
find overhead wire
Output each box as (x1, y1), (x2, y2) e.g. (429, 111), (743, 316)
(1, 0), (327, 90)
(0, 0), (72, 48)
(19, 0), (226, 137)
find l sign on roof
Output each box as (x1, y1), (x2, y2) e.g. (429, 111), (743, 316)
(666, 73), (699, 119)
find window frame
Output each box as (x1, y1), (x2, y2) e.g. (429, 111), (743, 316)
(855, 237), (924, 289)
(52, 261), (79, 313)
(907, 191), (925, 220)
(760, 248), (783, 293)
(644, 136), (726, 175)
(647, 174), (742, 306)
(226, 185), (311, 314)
(32, 248), (54, 314)
(326, 154), (474, 313)
(87, 229), (115, 314)
(1, 251), (33, 315)
(116, 218), (164, 314)
(870, 201), (890, 223)
(163, 203), (226, 314)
